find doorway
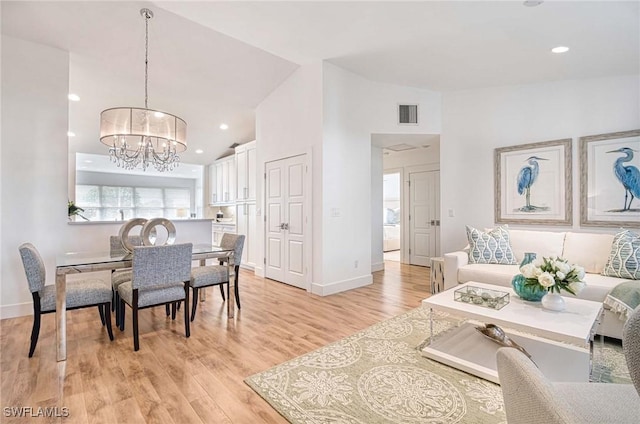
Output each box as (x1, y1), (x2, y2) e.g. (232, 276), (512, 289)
(383, 171), (401, 262)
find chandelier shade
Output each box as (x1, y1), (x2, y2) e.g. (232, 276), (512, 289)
(99, 8), (187, 172)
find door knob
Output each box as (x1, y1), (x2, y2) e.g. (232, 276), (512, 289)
(280, 223), (289, 230)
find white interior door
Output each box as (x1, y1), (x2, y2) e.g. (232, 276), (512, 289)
(409, 171), (439, 266)
(265, 155), (307, 289)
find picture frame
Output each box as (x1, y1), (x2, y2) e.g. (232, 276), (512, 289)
(495, 138), (572, 225)
(580, 129), (640, 227)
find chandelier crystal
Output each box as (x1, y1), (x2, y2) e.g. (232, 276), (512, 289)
(99, 8), (187, 172)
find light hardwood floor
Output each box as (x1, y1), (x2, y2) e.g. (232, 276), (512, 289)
(0, 261), (430, 423)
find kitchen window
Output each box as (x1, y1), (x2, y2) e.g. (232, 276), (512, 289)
(76, 185), (191, 221)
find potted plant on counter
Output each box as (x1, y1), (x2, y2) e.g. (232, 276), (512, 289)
(68, 200), (89, 221)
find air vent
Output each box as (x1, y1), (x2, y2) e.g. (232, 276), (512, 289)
(385, 143), (417, 152)
(398, 104), (418, 125)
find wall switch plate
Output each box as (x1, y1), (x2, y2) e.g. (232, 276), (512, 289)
(331, 208), (341, 217)
(448, 209), (455, 217)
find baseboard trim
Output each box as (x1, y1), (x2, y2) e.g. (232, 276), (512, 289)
(371, 262), (384, 272)
(311, 274), (372, 296)
(254, 266), (264, 277)
(1, 302), (32, 319)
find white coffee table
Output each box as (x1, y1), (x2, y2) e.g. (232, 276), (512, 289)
(421, 282), (603, 384)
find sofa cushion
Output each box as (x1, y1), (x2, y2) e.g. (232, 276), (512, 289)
(603, 230), (640, 280)
(562, 232), (615, 274)
(458, 264), (520, 288)
(509, 229), (566, 263)
(466, 225), (517, 265)
(579, 273), (633, 303)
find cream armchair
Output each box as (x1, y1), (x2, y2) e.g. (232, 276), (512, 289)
(496, 306), (640, 424)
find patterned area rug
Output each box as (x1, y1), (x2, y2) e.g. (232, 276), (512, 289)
(245, 307), (630, 424)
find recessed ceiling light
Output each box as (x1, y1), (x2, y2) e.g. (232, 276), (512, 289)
(551, 46), (570, 54)
(523, 1), (543, 7)
(67, 131), (76, 137)
(68, 93), (80, 101)
(219, 123), (229, 130)
(195, 149), (204, 154)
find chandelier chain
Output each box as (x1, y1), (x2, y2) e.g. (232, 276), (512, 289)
(144, 9), (149, 109)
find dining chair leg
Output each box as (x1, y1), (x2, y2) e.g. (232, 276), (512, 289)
(98, 305), (105, 326)
(119, 299), (126, 332)
(171, 303), (177, 320)
(234, 266), (241, 309)
(219, 284), (226, 301)
(133, 306), (139, 351)
(104, 303), (114, 341)
(132, 290), (139, 351)
(114, 292), (121, 327)
(110, 270), (116, 312)
(191, 287), (199, 322)
(184, 283), (190, 338)
(28, 294), (41, 358)
(165, 304), (170, 316)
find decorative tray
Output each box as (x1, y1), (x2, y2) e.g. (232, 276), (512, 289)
(454, 286), (509, 310)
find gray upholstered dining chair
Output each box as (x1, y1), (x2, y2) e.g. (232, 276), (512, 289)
(110, 235), (143, 325)
(116, 243), (192, 351)
(496, 306), (640, 424)
(624, 305), (640, 396)
(189, 233), (244, 321)
(18, 243), (114, 357)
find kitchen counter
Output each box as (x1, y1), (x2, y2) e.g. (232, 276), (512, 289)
(68, 218), (215, 225)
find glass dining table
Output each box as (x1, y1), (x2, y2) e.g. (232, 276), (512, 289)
(54, 243), (235, 361)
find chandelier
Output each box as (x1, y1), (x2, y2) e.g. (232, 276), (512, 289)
(99, 8), (187, 172)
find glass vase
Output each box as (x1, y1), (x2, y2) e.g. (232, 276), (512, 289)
(511, 252), (546, 301)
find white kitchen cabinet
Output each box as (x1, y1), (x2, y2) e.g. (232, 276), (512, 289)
(212, 222), (237, 246)
(235, 140), (256, 202)
(236, 202), (257, 269)
(208, 164), (217, 205)
(208, 155), (235, 205)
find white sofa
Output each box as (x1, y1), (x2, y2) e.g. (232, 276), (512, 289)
(444, 229), (632, 339)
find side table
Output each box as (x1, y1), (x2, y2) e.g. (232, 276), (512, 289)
(430, 256), (445, 294)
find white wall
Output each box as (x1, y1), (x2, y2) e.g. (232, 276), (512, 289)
(255, 63), (324, 283)
(441, 75), (640, 254)
(321, 62), (441, 294)
(255, 61), (441, 295)
(1, 37), (213, 318)
(1, 37), (70, 317)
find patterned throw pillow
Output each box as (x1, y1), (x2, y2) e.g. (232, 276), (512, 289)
(466, 225), (518, 265)
(602, 230), (640, 280)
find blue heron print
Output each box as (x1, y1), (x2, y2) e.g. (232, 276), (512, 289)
(516, 156), (550, 212)
(607, 147), (640, 211)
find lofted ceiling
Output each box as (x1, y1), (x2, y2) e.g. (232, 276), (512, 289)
(2, 1), (638, 166)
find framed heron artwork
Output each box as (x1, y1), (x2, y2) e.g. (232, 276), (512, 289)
(494, 138), (572, 225)
(580, 129), (640, 227)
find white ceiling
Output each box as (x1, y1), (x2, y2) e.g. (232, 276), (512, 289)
(2, 1), (638, 167)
